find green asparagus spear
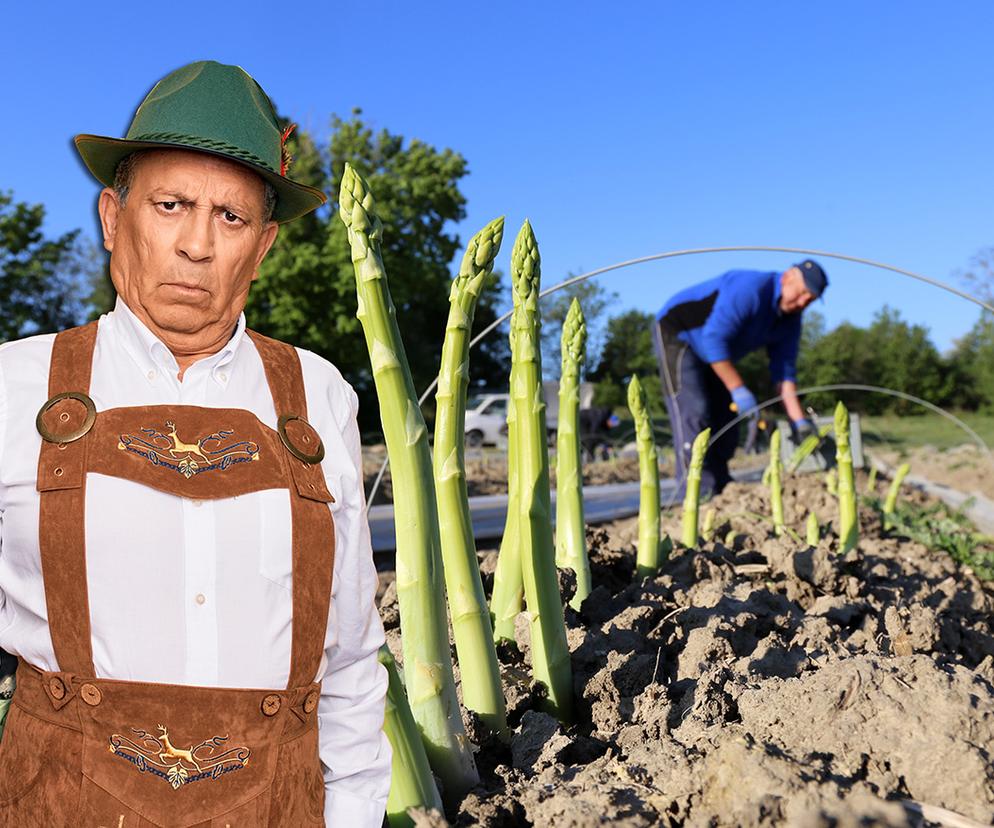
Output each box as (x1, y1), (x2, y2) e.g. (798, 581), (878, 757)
(883, 462), (911, 528)
(628, 375), (662, 577)
(555, 299), (591, 609)
(490, 308), (523, 643)
(338, 165), (477, 798)
(825, 467), (838, 496)
(681, 428), (711, 548)
(806, 512), (820, 546)
(835, 402), (859, 553)
(701, 507), (716, 543)
(769, 429), (785, 536)
(433, 218), (507, 737)
(380, 647), (444, 827)
(509, 220), (573, 722)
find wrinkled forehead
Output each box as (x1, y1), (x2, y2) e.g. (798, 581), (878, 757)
(127, 148), (268, 204)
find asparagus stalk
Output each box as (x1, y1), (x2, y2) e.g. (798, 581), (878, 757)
(769, 429), (785, 536)
(806, 512), (820, 546)
(835, 401), (859, 553)
(786, 423), (833, 473)
(867, 465), (878, 493)
(883, 462), (911, 526)
(825, 468), (838, 496)
(628, 375), (662, 577)
(490, 308), (523, 643)
(509, 220), (574, 721)
(556, 299), (591, 608)
(380, 647), (444, 827)
(433, 217), (507, 736)
(338, 165), (478, 797)
(701, 507), (716, 543)
(681, 428), (711, 548)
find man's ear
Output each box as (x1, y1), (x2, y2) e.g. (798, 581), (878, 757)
(97, 188), (122, 252)
(251, 221), (279, 281)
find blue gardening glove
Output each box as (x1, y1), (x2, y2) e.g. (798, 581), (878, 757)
(730, 385), (758, 417)
(791, 417), (816, 440)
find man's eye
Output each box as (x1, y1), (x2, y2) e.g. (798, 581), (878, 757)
(160, 201), (178, 211)
(222, 211), (243, 224)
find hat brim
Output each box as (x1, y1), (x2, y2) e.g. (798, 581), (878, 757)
(74, 134), (327, 224)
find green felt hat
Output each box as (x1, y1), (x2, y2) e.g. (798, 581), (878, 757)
(74, 61), (326, 223)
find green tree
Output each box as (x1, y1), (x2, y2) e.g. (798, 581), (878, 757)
(861, 306), (950, 414)
(246, 110), (507, 430)
(795, 307), (951, 415)
(539, 277), (616, 380)
(0, 192), (90, 342)
(588, 310), (663, 415)
(795, 321), (872, 412)
(949, 313), (994, 411)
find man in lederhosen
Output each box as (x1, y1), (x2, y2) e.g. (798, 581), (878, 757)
(0, 61), (390, 825)
(653, 262), (828, 498)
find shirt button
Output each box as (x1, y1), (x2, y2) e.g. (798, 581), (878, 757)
(191, 499), (203, 508)
(147, 370), (156, 381)
(195, 593), (206, 605)
(218, 372), (228, 383)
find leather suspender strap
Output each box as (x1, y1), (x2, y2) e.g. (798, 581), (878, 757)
(247, 331), (336, 690)
(34, 322), (335, 688)
(36, 322), (100, 675)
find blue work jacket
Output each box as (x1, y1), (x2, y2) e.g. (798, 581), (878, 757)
(656, 270), (803, 383)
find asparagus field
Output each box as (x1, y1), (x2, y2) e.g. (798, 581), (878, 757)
(378, 468), (994, 827)
(340, 173), (992, 827)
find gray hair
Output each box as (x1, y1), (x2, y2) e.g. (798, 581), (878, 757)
(112, 150), (277, 223)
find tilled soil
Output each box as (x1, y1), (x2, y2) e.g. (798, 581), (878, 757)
(876, 443), (994, 501)
(379, 472), (994, 827)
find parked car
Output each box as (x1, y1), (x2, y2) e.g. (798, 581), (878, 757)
(464, 382), (598, 447)
(464, 393), (510, 446)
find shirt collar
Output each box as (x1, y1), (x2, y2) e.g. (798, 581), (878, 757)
(108, 296), (247, 382)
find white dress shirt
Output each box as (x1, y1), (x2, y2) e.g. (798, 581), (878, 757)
(0, 298), (391, 826)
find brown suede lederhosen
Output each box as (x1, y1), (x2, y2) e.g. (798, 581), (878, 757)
(0, 322), (336, 827)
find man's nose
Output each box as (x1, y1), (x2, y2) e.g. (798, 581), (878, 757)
(177, 208), (214, 262)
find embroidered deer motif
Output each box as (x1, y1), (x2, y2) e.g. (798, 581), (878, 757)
(164, 421), (209, 463)
(157, 725), (202, 772)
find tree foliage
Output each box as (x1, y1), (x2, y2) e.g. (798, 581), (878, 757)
(246, 110), (508, 430)
(949, 313), (994, 411)
(0, 192), (90, 342)
(797, 307), (951, 414)
(539, 277), (616, 380)
(588, 310), (664, 416)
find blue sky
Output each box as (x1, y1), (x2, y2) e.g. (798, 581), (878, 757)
(4, 1), (993, 352)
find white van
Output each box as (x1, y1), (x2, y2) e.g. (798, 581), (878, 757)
(463, 382), (594, 446)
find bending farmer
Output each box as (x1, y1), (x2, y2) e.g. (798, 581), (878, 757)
(653, 261), (828, 496)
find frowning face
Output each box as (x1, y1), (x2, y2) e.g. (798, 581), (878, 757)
(98, 148), (278, 371)
(779, 268), (816, 314)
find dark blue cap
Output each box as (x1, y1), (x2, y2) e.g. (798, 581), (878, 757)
(795, 259), (828, 296)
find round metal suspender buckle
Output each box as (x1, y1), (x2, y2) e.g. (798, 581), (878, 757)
(36, 392), (97, 444)
(277, 414), (325, 465)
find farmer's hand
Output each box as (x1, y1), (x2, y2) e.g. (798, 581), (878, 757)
(730, 386), (758, 417)
(791, 418), (815, 440)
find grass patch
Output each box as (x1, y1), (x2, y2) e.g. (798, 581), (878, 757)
(877, 497), (994, 581)
(862, 412), (994, 451)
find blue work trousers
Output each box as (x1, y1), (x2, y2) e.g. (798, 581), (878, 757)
(652, 321), (739, 497)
